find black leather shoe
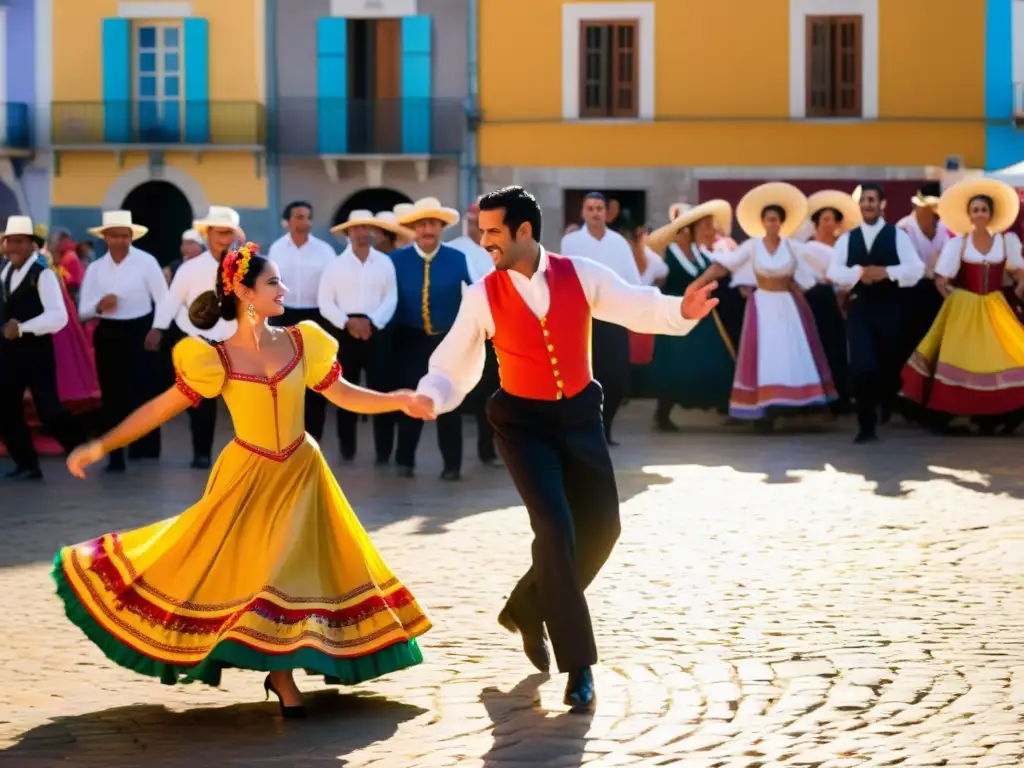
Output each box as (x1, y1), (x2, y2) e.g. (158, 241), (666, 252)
(5, 466), (42, 480)
(396, 464), (415, 478)
(563, 667), (596, 714)
(440, 469), (460, 481)
(497, 608), (550, 673)
(190, 456), (211, 470)
(853, 430), (878, 444)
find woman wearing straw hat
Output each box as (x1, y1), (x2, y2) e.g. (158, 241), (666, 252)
(901, 177), (1024, 434)
(794, 189), (863, 414)
(691, 183), (836, 427)
(897, 183), (950, 363)
(645, 200), (740, 429)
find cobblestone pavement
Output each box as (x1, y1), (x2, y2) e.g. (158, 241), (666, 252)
(1, 404), (1022, 767)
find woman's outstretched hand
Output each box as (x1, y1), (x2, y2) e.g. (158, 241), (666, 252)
(67, 441), (105, 479)
(393, 390), (437, 420)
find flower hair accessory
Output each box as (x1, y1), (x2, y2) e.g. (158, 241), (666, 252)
(221, 241), (259, 297)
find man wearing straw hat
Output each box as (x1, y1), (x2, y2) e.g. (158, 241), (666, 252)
(368, 210), (413, 255)
(318, 210), (401, 463)
(267, 201), (338, 442)
(148, 206), (243, 469)
(0, 216), (81, 480)
(390, 196), (480, 480)
(77, 211), (167, 471)
(896, 183), (949, 364)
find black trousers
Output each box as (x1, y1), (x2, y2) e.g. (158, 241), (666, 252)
(490, 382), (621, 672)
(334, 316), (393, 460)
(804, 284), (851, 407)
(163, 322), (217, 460)
(391, 324), (462, 472)
(272, 308), (327, 441)
(461, 340), (499, 462)
(0, 339), (81, 470)
(847, 299), (904, 434)
(592, 320), (630, 440)
(94, 314), (159, 467)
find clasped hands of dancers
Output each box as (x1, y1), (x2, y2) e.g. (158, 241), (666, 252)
(57, 186), (717, 718)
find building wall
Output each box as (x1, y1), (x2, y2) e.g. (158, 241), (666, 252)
(985, 0), (1024, 170)
(478, 0), (987, 169)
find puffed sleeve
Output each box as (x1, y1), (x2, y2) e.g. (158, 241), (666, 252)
(172, 337), (226, 407)
(297, 320), (342, 391)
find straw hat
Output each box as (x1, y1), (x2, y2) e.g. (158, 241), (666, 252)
(330, 209), (379, 235)
(911, 182), (941, 209)
(2, 215), (45, 246)
(396, 197), (460, 228)
(181, 228), (205, 245)
(193, 206), (245, 239)
(370, 211), (415, 239)
(806, 190), (862, 231)
(736, 182), (809, 238)
(87, 210), (149, 240)
(648, 200), (733, 253)
(937, 177), (1021, 236)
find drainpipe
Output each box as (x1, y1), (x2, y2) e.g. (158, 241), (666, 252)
(264, 0), (280, 240)
(461, 0), (480, 210)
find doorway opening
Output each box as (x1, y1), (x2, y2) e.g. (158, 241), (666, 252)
(562, 189), (647, 236)
(347, 19), (402, 153)
(333, 187), (412, 227)
(121, 181), (193, 266)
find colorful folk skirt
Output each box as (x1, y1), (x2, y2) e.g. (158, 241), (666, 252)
(729, 289), (837, 420)
(901, 289), (1024, 416)
(52, 437), (431, 687)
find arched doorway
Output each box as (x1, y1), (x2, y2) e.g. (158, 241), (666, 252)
(122, 181), (193, 266)
(332, 187), (412, 227)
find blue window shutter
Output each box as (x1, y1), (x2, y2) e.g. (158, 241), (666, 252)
(400, 16), (432, 154)
(102, 19), (131, 142)
(317, 18), (348, 154)
(184, 18), (210, 143)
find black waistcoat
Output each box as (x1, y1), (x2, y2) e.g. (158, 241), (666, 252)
(2, 260), (55, 355)
(847, 224), (900, 302)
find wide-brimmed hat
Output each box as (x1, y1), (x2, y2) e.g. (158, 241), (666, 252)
(2, 215), (45, 246)
(806, 190), (862, 231)
(737, 182), (809, 238)
(330, 209), (379, 235)
(648, 200), (733, 253)
(370, 211), (415, 239)
(396, 197), (460, 228)
(87, 210), (148, 240)
(938, 178), (1021, 236)
(181, 228), (205, 245)
(911, 182), (942, 209)
(193, 206), (245, 239)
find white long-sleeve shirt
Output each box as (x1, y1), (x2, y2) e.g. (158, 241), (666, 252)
(447, 235), (494, 281)
(561, 227), (643, 285)
(267, 234), (337, 309)
(416, 248), (698, 413)
(826, 219), (925, 289)
(317, 246), (398, 331)
(79, 247), (167, 321)
(1, 255), (68, 336)
(152, 251), (237, 340)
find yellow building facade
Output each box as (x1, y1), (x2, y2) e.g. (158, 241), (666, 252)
(478, 0), (987, 238)
(50, 0), (268, 261)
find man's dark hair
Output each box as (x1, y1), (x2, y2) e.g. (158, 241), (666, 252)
(282, 201), (314, 220)
(478, 186), (543, 241)
(918, 182), (941, 198)
(584, 191), (606, 203)
(859, 182), (885, 201)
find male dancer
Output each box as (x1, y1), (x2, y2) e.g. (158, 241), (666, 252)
(413, 186), (716, 712)
(828, 183), (925, 443)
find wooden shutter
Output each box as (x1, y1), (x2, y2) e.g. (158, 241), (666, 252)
(578, 20), (639, 118)
(805, 15), (862, 118)
(805, 17), (833, 117)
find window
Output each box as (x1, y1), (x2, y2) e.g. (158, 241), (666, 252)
(805, 15), (862, 118)
(578, 20), (639, 119)
(134, 23), (184, 141)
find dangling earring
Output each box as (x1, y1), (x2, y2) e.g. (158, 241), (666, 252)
(246, 303), (256, 324)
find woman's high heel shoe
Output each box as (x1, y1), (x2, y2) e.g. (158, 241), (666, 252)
(263, 674), (307, 719)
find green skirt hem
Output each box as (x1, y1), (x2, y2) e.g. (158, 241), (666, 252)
(51, 551), (424, 688)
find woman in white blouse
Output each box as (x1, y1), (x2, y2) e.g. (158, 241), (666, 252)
(690, 183), (836, 429)
(901, 178), (1024, 434)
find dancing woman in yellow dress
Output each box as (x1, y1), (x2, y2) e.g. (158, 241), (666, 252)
(54, 243), (435, 717)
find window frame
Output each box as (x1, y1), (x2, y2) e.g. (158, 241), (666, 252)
(132, 21), (186, 140)
(577, 18), (640, 120)
(804, 14), (863, 119)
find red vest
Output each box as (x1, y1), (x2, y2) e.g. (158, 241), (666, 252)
(483, 253), (592, 401)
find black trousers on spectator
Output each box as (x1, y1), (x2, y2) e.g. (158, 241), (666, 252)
(272, 308), (326, 441)
(592, 320), (630, 441)
(0, 337), (82, 470)
(489, 382), (621, 673)
(847, 299), (904, 435)
(460, 339), (499, 462)
(163, 322), (217, 461)
(94, 314), (159, 468)
(333, 316), (393, 460)
(390, 324), (462, 472)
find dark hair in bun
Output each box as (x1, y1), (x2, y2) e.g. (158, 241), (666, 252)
(188, 243), (268, 330)
(761, 204), (787, 223)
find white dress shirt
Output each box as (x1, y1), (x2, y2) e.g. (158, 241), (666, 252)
(826, 219), (925, 289)
(318, 246), (398, 331)
(897, 214), (950, 277)
(79, 247), (168, 321)
(447, 235), (494, 281)
(1, 254), (68, 336)
(416, 248), (698, 413)
(267, 233), (337, 309)
(935, 232), (1024, 279)
(560, 227), (643, 285)
(152, 251), (237, 341)
(640, 247), (669, 285)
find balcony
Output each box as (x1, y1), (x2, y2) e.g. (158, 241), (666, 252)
(274, 97), (467, 185)
(0, 103), (33, 156)
(50, 101), (266, 174)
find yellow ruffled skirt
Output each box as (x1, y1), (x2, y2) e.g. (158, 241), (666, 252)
(53, 437), (430, 686)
